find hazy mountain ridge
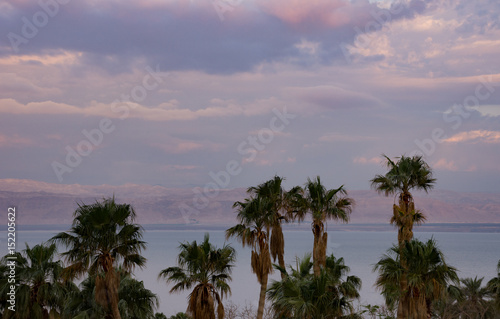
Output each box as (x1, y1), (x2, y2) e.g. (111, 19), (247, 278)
(1, 179), (499, 226)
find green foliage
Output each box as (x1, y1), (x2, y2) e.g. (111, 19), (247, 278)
(247, 176), (290, 273)
(65, 270), (158, 319)
(487, 260), (500, 312)
(434, 276), (497, 318)
(51, 197), (147, 278)
(159, 233), (235, 319)
(267, 253), (361, 318)
(289, 176), (354, 276)
(370, 154), (436, 198)
(51, 197), (147, 319)
(0, 243), (76, 319)
(226, 194), (274, 319)
(359, 304), (396, 319)
(167, 312), (192, 319)
(374, 238), (459, 318)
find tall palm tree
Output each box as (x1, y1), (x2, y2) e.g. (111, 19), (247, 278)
(51, 197), (147, 319)
(267, 253), (361, 318)
(374, 238), (458, 319)
(159, 233), (235, 319)
(0, 243), (74, 319)
(371, 155), (436, 318)
(247, 176), (291, 279)
(226, 197), (273, 319)
(291, 176), (354, 276)
(370, 155), (436, 246)
(487, 260), (500, 312)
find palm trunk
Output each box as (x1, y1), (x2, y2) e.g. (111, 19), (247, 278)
(107, 269), (121, 319)
(312, 221), (326, 276)
(313, 228), (321, 277)
(272, 223), (287, 280)
(397, 193), (413, 319)
(397, 277), (409, 319)
(278, 252), (286, 280)
(111, 299), (122, 319)
(256, 272), (268, 319)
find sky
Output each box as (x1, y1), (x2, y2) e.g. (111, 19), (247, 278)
(1, 0), (500, 193)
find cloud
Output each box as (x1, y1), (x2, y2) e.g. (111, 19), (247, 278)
(433, 158), (459, 171)
(0, 98), (279, 121)
(0, 0), (432, 74)
(0, 134), (33, 148)
(1, 0), (500, 192)
(0, 99), (83, 115)
(470, 105), (500, 117)
(0, 73), (61, 97)
(433, 158), (477, 172)
(353, 156), (380, 165)
(256, 0), (352, 28)
(443, 130), (500, 144)
(150, 137), (224, 155)
(289, 85), (385, 110)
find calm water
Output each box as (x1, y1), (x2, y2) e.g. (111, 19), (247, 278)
(2, 228), (500, 316)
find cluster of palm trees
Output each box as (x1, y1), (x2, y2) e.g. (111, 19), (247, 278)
(0, 197), (164, 319)
(1, 155), (500, 318)
(223, 175), (356, 319)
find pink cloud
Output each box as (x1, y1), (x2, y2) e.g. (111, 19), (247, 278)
(443, 130), (500, 144)
(433, 158), (459, 171)
(288, 85), (385, 110)
(151, 138), (224, 155)
(433, 158), (477, 172)
(0, 97), (278, 122)
(257, 0), (356, 28)
(152, 141), (203, 154)
(353, 156), (380, 165)
(0, 134), (33, 148)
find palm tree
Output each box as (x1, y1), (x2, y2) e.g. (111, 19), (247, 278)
(247, 176), (291, 279)
(487, 260), (500, 312)
(158, 233), (235, 319)
(371, 155), (435, 318)
(291, 176), (354, 276)
(267, 253), (361, 318)
(51, 197), (147, 319)
(456, 277), (495, 318)
(66, 270), (159, 319)
(374, 238), (458, 319)
(226, 197), (273, 319)
(370, 155), (436, 246)
(118, 274), (159, 319)
(0, 243), (74, 319)
(434, 277), (497, 319)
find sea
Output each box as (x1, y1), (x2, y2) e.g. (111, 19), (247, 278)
(2, 224), (500, 316)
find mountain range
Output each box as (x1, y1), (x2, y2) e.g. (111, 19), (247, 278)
(1, 179), (500, 227)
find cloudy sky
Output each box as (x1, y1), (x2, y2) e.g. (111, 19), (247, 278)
(1, 0), (500, 192)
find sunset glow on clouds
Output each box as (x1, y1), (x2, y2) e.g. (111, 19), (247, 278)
(444, 130), (500, 144)
(1, 0), (499, 191)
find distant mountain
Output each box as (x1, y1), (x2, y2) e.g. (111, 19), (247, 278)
(1, 179), (499, 226)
